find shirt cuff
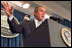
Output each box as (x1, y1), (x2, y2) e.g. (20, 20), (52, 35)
(9, 16), (14, 21)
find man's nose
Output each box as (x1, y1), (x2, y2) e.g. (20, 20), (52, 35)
(42, 12), (45, 15)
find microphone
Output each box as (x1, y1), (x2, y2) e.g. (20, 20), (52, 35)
(50, 16), (64, 23)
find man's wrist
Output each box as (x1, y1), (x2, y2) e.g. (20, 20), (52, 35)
(9, 16), (14, 21)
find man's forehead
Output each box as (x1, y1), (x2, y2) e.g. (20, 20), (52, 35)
(38, 6), (46, 9)
(38, 7), (46, 11)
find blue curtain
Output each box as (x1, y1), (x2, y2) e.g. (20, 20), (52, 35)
(61, 19), (71, 28)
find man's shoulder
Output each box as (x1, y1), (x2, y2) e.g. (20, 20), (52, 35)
(22, 20), (34, 23)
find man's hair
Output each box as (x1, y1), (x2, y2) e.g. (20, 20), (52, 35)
(34, 6), (45, 12)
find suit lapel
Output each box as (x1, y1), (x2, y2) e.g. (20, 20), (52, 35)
(29, 20), (36, 32)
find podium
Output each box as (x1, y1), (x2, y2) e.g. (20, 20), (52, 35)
(24, 19), (71, 47)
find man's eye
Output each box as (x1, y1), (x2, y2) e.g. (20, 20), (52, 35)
(40, 10), (43, 12)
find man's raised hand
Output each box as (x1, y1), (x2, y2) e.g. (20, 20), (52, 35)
(1, 2), (14, 17)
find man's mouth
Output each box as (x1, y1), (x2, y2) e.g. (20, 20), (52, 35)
(42, 16), (44, 18)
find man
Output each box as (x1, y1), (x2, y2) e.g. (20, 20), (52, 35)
(2, 2), (64, 47)
(1, 2), (46, 38)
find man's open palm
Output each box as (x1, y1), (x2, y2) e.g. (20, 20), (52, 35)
(1, 2), (14, 17)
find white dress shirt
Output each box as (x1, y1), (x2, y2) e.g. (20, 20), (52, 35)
(9, 16), (14, 21)
(9, 15), (50, 28)
(34, 18), (43, 28)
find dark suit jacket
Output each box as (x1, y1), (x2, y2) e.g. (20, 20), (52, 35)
(7, 16), (63, 38)
(8, 17), (36, 38)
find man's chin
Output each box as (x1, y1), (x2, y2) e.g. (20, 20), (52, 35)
(40, 18), (44, 21)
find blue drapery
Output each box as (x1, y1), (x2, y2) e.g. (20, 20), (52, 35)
(61, 19), (71, 28)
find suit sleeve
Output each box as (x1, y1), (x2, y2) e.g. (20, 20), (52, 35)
(7, 17), (24, 33)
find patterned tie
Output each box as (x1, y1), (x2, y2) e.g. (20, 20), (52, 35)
(37, 21), (41, 27)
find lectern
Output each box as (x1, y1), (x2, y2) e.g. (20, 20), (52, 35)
(24, 19), (71, 47)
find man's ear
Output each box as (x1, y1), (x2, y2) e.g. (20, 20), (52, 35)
(34, 11), (36, 16)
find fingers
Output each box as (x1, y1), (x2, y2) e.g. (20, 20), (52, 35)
(10, 6), (14, 14)
(6, 2), (10, 9)
(2, 2), (10, 9)
(4, 2), (7, 7)
(6, 1), (9, 6)
(1, 8), (5, 11)
(2, 2), (7, 9)
(11, 6), (13, 10)
(11, 6), (14, 11)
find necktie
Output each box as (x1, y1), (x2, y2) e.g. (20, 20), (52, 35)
(37, 21), (41, 27)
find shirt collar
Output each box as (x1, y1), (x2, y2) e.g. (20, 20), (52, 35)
(34, 18), (43, 23)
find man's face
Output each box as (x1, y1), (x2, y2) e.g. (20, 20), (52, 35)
(34, 7), (46, 21)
